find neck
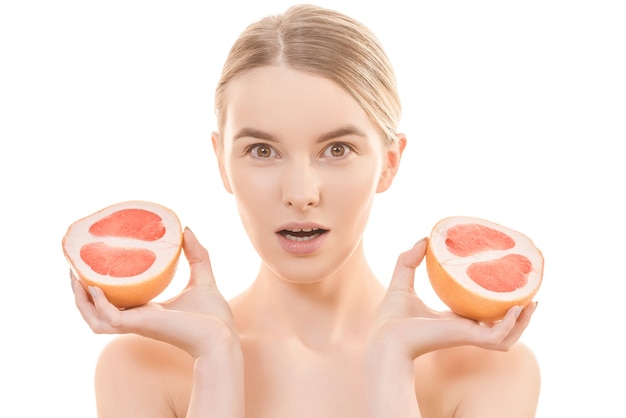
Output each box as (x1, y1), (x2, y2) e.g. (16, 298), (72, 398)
(231, 245), (386, 348)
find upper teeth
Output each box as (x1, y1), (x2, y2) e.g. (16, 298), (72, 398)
(288, 228), (317, 232)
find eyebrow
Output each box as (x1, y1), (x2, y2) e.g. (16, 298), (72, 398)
(233, 127), (278, 142)
(317, 125), (366, 142)
(233, 125), (367, 143)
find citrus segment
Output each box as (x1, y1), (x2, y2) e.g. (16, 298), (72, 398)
(88, 208), (166, 241)
(62, 201), (183, 308)
(80, 242), (156, 277)
(466, 253), (532, 292)
(426, 216), (543, 322)
(445, 223), (515, 257)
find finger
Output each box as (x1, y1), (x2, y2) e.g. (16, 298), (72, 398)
(403, 310), (514, 356)
(387, 238), (428, 293)
(70, 271), (116, 333)
(495, 301), (538, 349)
(468, 304), (528, 351)
(480, 305), (520, 345)
(182, 227), (217, 288)
(71, 271), (96, 319)
(88, 285), (127, 331)
(86, 284), (184, 336)
(86, 285), (155, 335)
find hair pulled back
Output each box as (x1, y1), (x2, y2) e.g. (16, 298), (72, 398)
(215, 5), (401, 143)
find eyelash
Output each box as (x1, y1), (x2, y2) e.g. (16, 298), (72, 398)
(245, 144), (278, 159)
(244, 142), (356, 160)
(321, 142), (355, 159)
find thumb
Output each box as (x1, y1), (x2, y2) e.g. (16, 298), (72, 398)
(387, 238), (428, 293)
(182, 227), (217, 288)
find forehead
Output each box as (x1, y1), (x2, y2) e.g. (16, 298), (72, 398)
(222, 66), (378, 139)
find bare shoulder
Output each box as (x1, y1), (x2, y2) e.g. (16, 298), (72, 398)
(453, 342), (540, 417)
(95, 335), (193, 418)
(415, 342), (540, 418)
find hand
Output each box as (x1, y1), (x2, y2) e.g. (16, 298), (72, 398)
(369, 238), (537, 360)
(71, 227), (239, 359)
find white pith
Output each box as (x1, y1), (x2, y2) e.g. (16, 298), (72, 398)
(430, 216), (543, 301)
(63, 201), (182, 286)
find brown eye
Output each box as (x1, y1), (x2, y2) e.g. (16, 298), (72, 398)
(249, 144), (277, 159)
(322, 143), (352, 159)
(256, 146), (271, 158)
(330, 144), (345, 157)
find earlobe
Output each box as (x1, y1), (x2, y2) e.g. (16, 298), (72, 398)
(211, 132), (233, 194)
(376, 133), (407, 193)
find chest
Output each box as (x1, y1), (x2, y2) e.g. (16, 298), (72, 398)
(170, 339), (455, 418)
(241, 338), (369, 418)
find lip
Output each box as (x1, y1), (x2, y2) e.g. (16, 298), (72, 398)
(275, 222), (329, 255)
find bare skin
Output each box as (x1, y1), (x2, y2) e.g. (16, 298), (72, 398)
(74, 66), (540, 418)
(88, 237), (539, 418)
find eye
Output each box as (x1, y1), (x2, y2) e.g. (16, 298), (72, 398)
(247, 144), (278, 159)
(322, 142), (353, 159)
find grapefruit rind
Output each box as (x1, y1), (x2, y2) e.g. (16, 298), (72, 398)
(62, 201), (183, 309)
(425, 216), (543, 322)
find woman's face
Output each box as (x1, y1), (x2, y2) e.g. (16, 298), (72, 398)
(213, 66), (404, 283)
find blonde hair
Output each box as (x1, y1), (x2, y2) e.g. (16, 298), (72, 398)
(214, 4), (401, 143)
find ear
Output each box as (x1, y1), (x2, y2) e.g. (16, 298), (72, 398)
(376, 133), (407, 193)
(211, 132), (233, 194)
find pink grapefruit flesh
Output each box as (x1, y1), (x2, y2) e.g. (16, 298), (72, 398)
(88, 208), (166, 241)
(426, 216), (543, 321)
(62, 201), (183, 308)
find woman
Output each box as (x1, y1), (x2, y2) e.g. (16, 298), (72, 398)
(72, 5), (540, 417)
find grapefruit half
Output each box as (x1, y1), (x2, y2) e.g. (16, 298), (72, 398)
(425, 216), (543, 322)
(62, 200), (183, 308)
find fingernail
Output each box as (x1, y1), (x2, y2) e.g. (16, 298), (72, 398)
(70, 279), (76, 294)
(515, 305), (523, 318)
(88, 286), (97, 299)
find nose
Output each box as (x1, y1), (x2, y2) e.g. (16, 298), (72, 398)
(281, 160), (320, 211)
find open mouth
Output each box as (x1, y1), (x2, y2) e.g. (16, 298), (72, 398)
(278, 228), (328, 242)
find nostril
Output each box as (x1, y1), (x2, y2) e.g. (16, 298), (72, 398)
(284, 195), (320, 211)
(286, 199), (318, 210)
(282, 189), (319, 210)
(281, 170), (320, 210)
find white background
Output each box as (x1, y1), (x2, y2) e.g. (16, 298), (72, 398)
(1, 1), (624, 416)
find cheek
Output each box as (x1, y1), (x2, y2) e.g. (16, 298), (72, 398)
(229, 167), (278, 223)
(324, 167), (379, 217)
